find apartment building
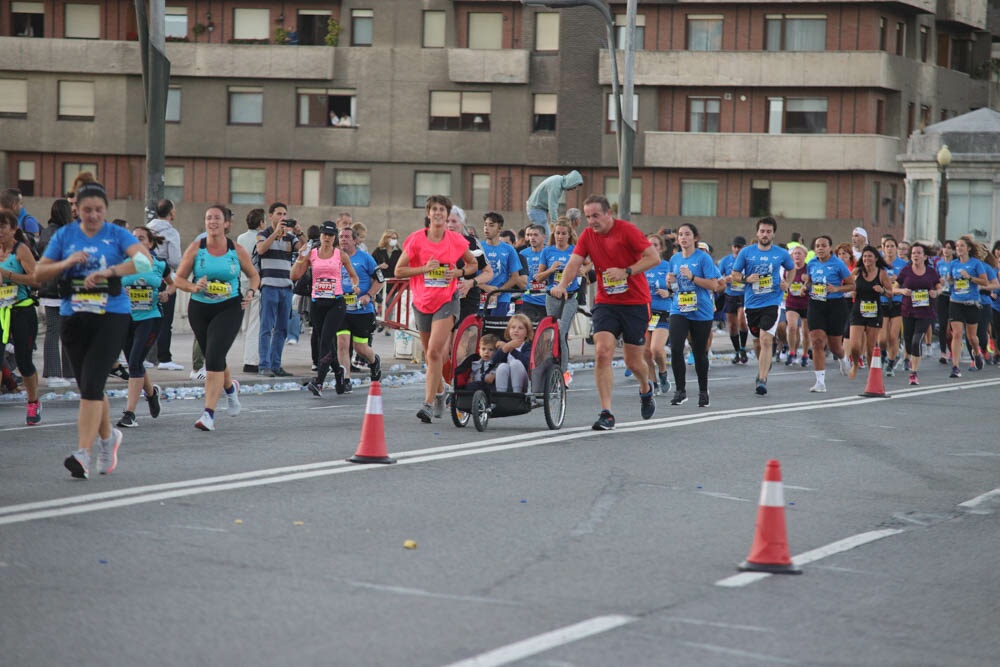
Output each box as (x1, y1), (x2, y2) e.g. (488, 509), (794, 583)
(0, 1), (997, 247)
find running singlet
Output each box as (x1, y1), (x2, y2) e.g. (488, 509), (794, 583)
(667, 250), (719, 321)
(573, 218), (652, 306)
(881, 257), (907, 305)
(539, 244), (580, 292)
(718, 254), (743, 296)
(191, 238), (241, 305)
(310, 248), (344, 300)
(732, 244), (794, 310)
(784, 265), (808, 311)
(402, 228), (469, 313)
(122, 258), (167, 321)
(853, 269), (882, 319)
(43, 221), (138, 317)
(0, 244), (31, 305)
(341, 250), (381, 314)
(897, 264), (940, 319)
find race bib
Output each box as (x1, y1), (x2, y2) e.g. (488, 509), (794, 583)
(647, 313), (660, 331)
(788, 282), (803, 296)
(127, 287), (154, 311)
(731, 279), (745, 293)
(911, 289), (930, 308)
(602, 271), (628, 295)
(205, 280), (232, 301)
(554, 270), (564, 284)
(677, 291), (697, 313)
(860, 300), (878, 318)
(0, 284), (16, 309)
(313, 277), (338, 299)
(425, 266), (450, 288)
(529, 280), (546, 293)
(753, 275), (773, 294)
(954, 278), (970, 294)
(810, 283), (827, 302)
(70, 292), (108, 314)
(344, 293), (359, 310)
(478, 291), (499, 310)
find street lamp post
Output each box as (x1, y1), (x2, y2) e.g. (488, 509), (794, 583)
(936, 144), (952, 244)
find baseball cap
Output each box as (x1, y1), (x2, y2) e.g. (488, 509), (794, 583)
(732, 235), (747, 248)
(320, 221), (338, 236)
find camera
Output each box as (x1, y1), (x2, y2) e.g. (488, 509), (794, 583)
(282, 218), (296, 227)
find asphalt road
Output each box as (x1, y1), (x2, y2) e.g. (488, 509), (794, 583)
(2, 359), (999, 667)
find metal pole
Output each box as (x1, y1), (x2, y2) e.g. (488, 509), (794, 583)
(617, 0), (637, 221)
(937, 165), (948, 243)
(136, 0), (170, 223)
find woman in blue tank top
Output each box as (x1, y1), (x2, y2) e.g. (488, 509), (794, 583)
(0, 210), (41, 426)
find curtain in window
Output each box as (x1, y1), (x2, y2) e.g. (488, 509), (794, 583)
(770, 182), (826, 219)
(786, 18), (826, 51)
(947, 180), (992, 240)
(681, 181), (718, 216)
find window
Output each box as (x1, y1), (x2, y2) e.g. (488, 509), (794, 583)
(296, 9), (332, 45)
(335, 171), (371, 207)
(414, 172), (450, 208)
(920, 105), (931, 128)
(907, 102), (915, 137)
(936, 33), (949, 67)
(750, 179), (771, 217)
(605, 177), (643, 215)
(423, 10), (446, 48)
(230, 168), (265, 205)
(228, 87), (262, 125)
(766, 15), (825, 51)
(302, 170), (320, 207)
(872, 181), (881, 225)
(11, 2), (44, 37)
(895, 22), (905, 56)
(0, 79), (28, 117)
(17, 161), (35, 196)
(681, 180), (717, 216)
(58, 81), (95, 120)
(165, 87), (181, 123)
(163, 166), (184, 203)
(919, 26), (929, 62)
(533, 94), (557, 132)
(768, 97), (827, 134)
(615, 13), (645, 50)
(63, 162), (97, 194)
(164, 7), (187, 39)
(913, 179), (936, 240)
(687, 15), (721, 52)
(607, 93), (639, 133)
(689, 97), (720, 132)
(950, 38), (972, 74)
(876, 99), (885, 134)
(233, 8), (269, 40)
(429, 91), (491, 131)
(947, 180), (992, 240)
(472, 174), (490, 211)
(351, 9), (373, 46)
(879, 17), (887, 51)
(770, 181), (827, 219)
(468, 12), (502, 49)
(535, 13), (559, 51)
(298, 89), (356, 128)
(65, 4), (99, 39)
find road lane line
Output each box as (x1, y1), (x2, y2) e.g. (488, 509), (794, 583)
(958, 488), (1000, 513)
(679, 641), (798, 664)
(442, 615), (635, 667)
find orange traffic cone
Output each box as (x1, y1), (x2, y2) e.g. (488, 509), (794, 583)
(738, 460), (801, 574)
(860, 344), (891, 398)
(347, 382), (396, 464)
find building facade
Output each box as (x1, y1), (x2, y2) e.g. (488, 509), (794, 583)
(1, 1), (997, 247)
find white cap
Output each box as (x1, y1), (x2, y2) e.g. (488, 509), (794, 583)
(852, 227), (868, 240)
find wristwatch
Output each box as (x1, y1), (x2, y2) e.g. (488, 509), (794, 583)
(625, 267), (632, 276)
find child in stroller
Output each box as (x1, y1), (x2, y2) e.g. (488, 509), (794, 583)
(466, 333), (499, 392)
(488, 314), (534, 393)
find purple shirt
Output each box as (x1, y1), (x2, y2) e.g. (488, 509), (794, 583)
(897, 265), (940, 319)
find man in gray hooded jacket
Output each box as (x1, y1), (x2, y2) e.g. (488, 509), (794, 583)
(526, 170), (583, 238)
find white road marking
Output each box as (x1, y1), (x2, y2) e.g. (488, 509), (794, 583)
(680, 641), (798, 664)
(958, 488), (1000, 513)
(343, 580), (521, 606)
(783, 485), (817, 491)
(696, 491), (751, 503)
(660, 617), (772, 632)
(442, 615), (635, 667)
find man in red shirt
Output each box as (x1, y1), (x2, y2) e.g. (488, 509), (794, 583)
(551, 194), (660, 430)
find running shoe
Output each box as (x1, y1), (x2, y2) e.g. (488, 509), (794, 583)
(639, 388), (655, 420)
(226, 379), (241, 416)
(740, 349), (748, 364)
(98, 429), (123, 475)
(909, 373), (919, 386)
(809, 381), (827, 393)
(25, 400), (41, 426)
(624, 368), (633, 377)
(306, 379), (323, 397)
(839, 357), (851, 376)
(938, 356), (949, 365)
(273, 367), (292, 377)
(950, 366), (962, 378)
(698, 391), (710, 408)
(370, 354), (382, 382)
(433, 392), (446, 418)
(784, 355), (794, 366)
(903, 358), (911, 372)
(755, 379), (768, 396)
(343, 379), (353, 394)
(686, 351), (695, 365)
(117, 410), (137, 428)
(195, 411), (215, 431)
(334, 366), (347, 395)
(975, 355), (985, 371)
(658, 371), (670, 394)
(732, 352), (741, 365)
(800, 354), (808, 367)
(968, 362), (978, 373)
(158, 361), (184, 371)
(652, 381), (661, 396)
(884, 360), (895, 378)
(669, 389), (687, 406)
(191, 368), (207, 380)
(64, 449), (90, 479)
(417, 403), (433, 423)
(109, 365), (129, 381)
(146, 384), (162, 418)
(592, 410), (616, 431)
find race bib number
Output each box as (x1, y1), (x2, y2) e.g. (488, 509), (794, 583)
(0, 284), (16, 309)
(788, 282), (803, 296)
(313, 277), (337, 299)
(810, 284), (827, 302)
(205, 280), (232, 301)
(70, 292), (108, 314)
(731, 279), (745, 293)
(554, 270), (564, 284)
(860, 300), (878, 318)
(602, 271), (628, 295)
(647, 313), (660, 331)
(677, 291), (697, 313)
(529, 280), (546, 293)
(478, 291), (499, 310)
(954, 278), (970, 294)
(911, 289), (930, 308)
(344, 293), (359, 310)
(753, 275), (773, 294)
(425, 266), (450, 288)
(127, 287), (154, 311)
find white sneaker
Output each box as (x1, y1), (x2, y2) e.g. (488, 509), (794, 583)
(838, 357), (851, 376)
(143, 360), (155, 369)
(158, 361), (185, 371)
(226, 380), (241, 417)
(195, 411), (215, 431)
(809, 381), (827, 393)
(45, 377), (72, 388)
(98, 428), (123, 475)
(189, 368), (207, 381)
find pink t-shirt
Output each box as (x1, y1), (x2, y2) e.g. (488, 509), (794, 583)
(403, 227), (469, 313)
(310, 248), (344, 299)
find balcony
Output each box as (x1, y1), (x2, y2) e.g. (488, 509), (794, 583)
(644, 132), (904, 173)
(447, 49), (530, 84)
(937, 0), (987, 30)
(672, 0), (934, 11)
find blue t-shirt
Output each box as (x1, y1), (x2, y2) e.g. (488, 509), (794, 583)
(668, 250), (720, 321)
(732, 244), (794, 310)
(981, 264), (998, 306)
(717, 254), (744, 297)
(190, 240), (241, 305)
(936, 259), (953, 294)
(122, 258), (167, 322)
(881, 257), (907, 304)
(519, 246), (546, 306)
(948, 258), (987, 304)
(482, 240), (523, 310)
(805, 256), (852, 302)
(43, 221), (138, 316)
(539, 244), (580, 293)
(645, 259), (673, 313)
(341, 250), (382, 315)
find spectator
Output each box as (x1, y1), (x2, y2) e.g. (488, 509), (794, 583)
(526, 170), (583, 238)
(147, 198), (184, 370)
(255, 202), (303, 377)
(237, 208), (265, 373)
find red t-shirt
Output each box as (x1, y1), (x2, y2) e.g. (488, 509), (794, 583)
(403, 227), (469, 313)
(574, 219), (651, 305)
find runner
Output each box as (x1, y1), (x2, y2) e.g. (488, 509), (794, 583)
(549, 194), (660, 429)
(0, 210), (40, 425)
(934, 240), (955, 365)
(395, 195), (478, 423)
(804, 235), (854, 392)
(643, 233), (673, 396)
(173, 204), (259, 431)
(337, 226), (384, 391)
(517, 224), (549, 323)
(894, 242), (940, 385)
(35, 182), (150, 478)
(731, 217), (794, 396)
(664, 223), (723, 407)
(537, 218), (588, 373)
(878, 236), (907, 377)
(847, 246), (893, 378)
(974, 247), (999, 370)
(783, 245), (809, 368)
(116, 226), (171, 427)
(717, 236), (748, 364)
(945, 235), (989, 377)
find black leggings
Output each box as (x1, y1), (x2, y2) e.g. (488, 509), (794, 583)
(311, 297), (346, 383)
(3, 305), (38, 378)
(992, 309), (1000, 354)
(935, 294), (950, 353)
(976, 302), (991, 354)
(62, 312), (130, 400)
(123, 318), (160, 378)
(188, 297), (244, 373)
(669, 315), (712, 392)
(901, 317), (932, 358)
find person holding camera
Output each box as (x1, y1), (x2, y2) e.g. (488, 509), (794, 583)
(255, 202), (303, 377)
